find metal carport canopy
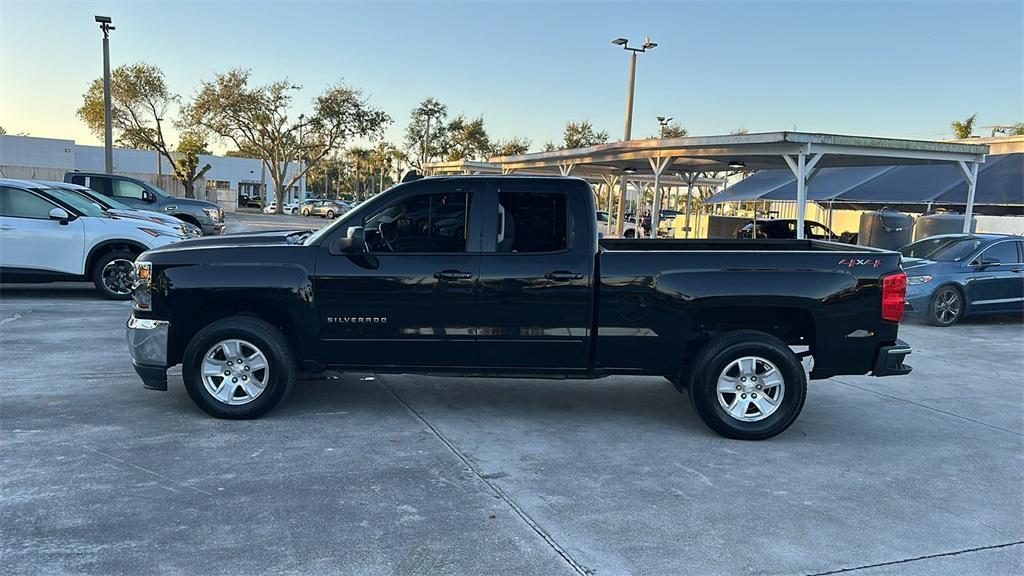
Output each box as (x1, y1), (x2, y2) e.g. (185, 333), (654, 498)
(487, 131), (989, 238)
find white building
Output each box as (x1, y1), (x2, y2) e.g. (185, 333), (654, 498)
(0, 134), (305, 205)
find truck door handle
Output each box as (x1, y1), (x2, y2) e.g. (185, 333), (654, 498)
(544, 271), (583, 282)
(434, 270), (474, 281)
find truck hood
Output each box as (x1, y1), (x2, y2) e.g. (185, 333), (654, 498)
(164, 229), (309, 249)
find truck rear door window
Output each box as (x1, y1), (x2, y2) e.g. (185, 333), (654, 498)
(496, 192), (567, 253)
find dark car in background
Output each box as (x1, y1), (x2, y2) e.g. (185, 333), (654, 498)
(64, 172), (225, 235)
(736, 219), (837, 240)
(900, 234), (1024, 326)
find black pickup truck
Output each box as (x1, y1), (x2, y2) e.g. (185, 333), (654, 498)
(126, 175), (911, 439)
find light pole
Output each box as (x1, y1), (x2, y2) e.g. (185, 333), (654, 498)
(95, 16), (115, 174)
(657, 116), (673, 139)
(611, 36), (657, 235)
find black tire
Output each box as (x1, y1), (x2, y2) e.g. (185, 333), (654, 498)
(687, 330), (807, 440)
(326, 210), (335, 219)
(302, 209), (310, 217)
(182, 316), (295, 419)
(91, 249), (137, 300)
(624, 229), (636, 238)
(927, 285), (964, 327)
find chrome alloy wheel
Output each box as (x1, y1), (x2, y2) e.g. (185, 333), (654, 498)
(933, 288), (962, 325)
(101, 259), (135, 295)
(716, 356), (786, 422)
(201, 339), (270, 405)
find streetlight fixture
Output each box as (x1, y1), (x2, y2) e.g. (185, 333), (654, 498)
(657, 116), (673, 138)
(95, 15), (115, 174)
(611, 35), (658, 235)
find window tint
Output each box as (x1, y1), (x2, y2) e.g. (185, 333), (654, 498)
(980, 241), (1019, 264)
(0, 186), (57, 219)
(364, 191), (470, 253)
(69, 175), (86, 186)
(496, 192), (567, 253)
(84, 176), (112, 196)
(112, 179), (147, 200)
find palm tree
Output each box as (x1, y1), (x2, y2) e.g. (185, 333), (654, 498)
(951, 114), (977, 139)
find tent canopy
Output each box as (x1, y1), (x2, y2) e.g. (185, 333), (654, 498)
(706, 153), (1023, 215)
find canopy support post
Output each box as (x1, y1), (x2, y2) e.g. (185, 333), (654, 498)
(783, 150), (824, 240)
(615, 171), (628, 236)
(956, 160), (979, 233)
(683, 171), (700, 239)
(558, 162), (576, 176)
(648, 156), (673, 238)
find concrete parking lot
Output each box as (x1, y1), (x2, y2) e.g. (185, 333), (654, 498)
(1, 213), (1022, 575)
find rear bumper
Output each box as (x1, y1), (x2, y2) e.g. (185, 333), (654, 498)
(127, 316), (169, 391)
(871, 339), (913, 377)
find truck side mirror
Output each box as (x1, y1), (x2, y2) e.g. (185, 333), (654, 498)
(48, 207), (71, 224)
(330, 226), (367, 255)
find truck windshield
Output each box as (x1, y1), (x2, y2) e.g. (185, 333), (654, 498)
(900, 237), (981, 262)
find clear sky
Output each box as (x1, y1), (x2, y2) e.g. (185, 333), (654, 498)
(1, 0), (1021, 153)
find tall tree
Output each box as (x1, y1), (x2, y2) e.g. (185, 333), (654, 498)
(545, 120), (609, 151)
(185, 69), (390, 212)
(370, 141), (401, 192)
(445, 115), (491, 161)
(174, 131), (213, 197)
(491, 137), (531, 156)
(77, 62), (210, 197)
(951, 114), (977, 139)
(404, 97), (448, 168)
(0, 126), (6, 135)
(346, 146), (374, 200)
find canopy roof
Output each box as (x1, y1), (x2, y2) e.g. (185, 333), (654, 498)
(706, 153), (1023, 214)
(486, 131), (988, 173)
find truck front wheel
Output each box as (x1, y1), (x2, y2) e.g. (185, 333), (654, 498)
(687, 330), (806, 440)
(182, 316), (295, 419)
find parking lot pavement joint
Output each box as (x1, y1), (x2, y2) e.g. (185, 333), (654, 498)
(374, 374), (593, 576)
(801, 540), (1024, 575)
(81, 446), (215, 497)
(830, 377), (1024, 437)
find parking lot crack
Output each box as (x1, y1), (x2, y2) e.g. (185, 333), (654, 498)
(802, 540), (1024, 575)
(376, 375), (592, 576)
(81, 446), (215, 496)
(830, 377), (1023, 437)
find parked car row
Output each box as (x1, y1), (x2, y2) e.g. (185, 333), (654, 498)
(302, 199), (354, 219)
(1, 178), (191, 299)
(63, 172), (224, 236)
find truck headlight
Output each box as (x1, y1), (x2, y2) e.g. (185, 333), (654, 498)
(907, 275), (933, 285)
(203, 207), (223, 221)
(132, 261), (152, 311)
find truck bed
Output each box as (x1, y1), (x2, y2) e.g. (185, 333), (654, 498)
(594, 238), (904, 380)
(599, 238), (888, 253)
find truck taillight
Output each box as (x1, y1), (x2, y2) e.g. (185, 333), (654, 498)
(881, 272), (906, 322)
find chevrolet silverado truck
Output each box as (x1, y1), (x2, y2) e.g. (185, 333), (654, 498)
(126, 175), (911, 439)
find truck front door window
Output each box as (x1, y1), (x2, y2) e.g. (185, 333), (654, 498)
(113, 180), (147, 200)
(364, 192), (470, 253)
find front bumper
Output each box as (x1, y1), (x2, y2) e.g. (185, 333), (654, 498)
(201, 221), (226, 236)
(871, 339), (913, 377)
(127, 316), (169, 390)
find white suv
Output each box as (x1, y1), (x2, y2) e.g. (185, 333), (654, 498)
(0, 179), (186, 299)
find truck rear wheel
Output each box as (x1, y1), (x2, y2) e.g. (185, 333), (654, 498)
(687, 330), (806, 440)
(182, 316), (295, 419)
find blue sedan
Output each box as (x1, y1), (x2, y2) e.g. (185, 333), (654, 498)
(900, 234), (1024, 326)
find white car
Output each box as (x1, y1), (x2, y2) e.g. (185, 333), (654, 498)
(596, 210), (638, 238)
(0, 179), (186, 299)
(262, 202), (299, 215)
(40, 181), (202, 238)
